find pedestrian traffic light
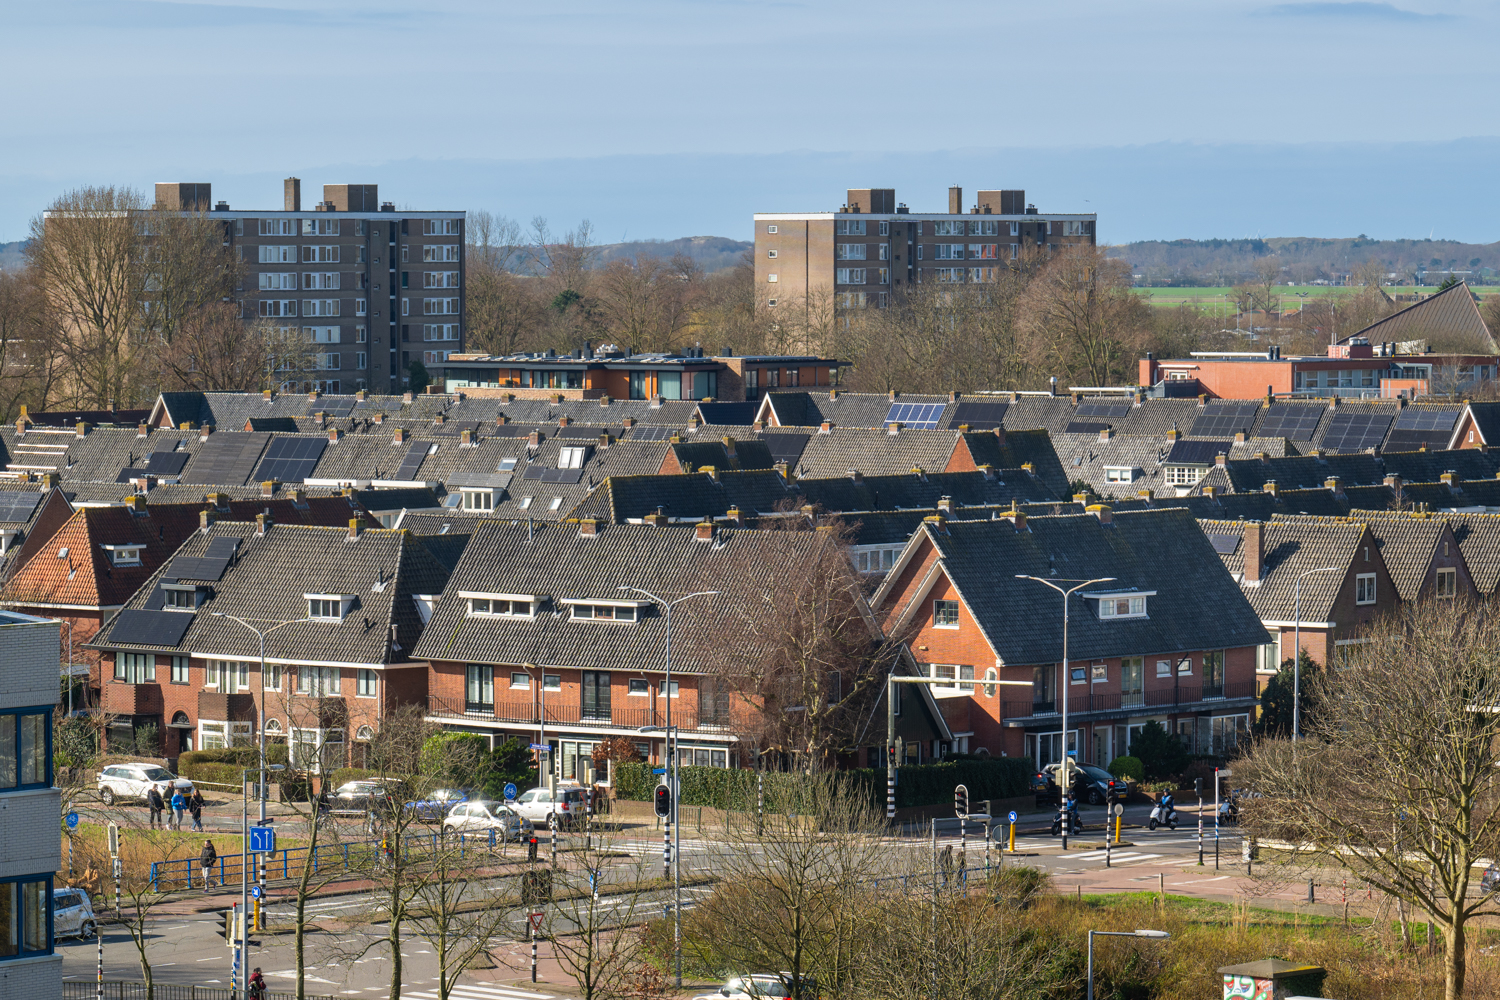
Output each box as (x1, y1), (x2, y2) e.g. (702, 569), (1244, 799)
(527, 834), (539, 863)
(1194, 777), (1203, 798)
(654, 783), (672, 818)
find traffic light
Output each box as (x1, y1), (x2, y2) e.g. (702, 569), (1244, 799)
(1194, 777), (1203, 798)
(220, 909), (242, 947)
(527, 834), (539, 863)
(654, 783), (672, 818)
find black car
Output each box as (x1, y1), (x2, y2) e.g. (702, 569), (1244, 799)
(1033, 763), (1126, 807)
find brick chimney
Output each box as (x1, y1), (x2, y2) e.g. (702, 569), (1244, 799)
(888, 389), (898, 402)
(374, 412), (385, 425)
(128, 494), (146, 513)
(1073, 493), (1090, 504)
(819, 420), (835, 434)
(1087, 504), (1113, 525)
(644, 508), (669, 527)
(313, 411), (326, 426)
(137, 422), (149, 438)
(1441, 471), (1459, 493)
(199, 509), (213, 532)
(978, 464), (996, 482)
(555, 415), (568, 427)
(434, 413), (447, 426)
(773, 460), (790, 482)
(828, 389), (839, 400)
(912, 466), (927, 482)
(887, 422), (903, 435)
(992, 426), (1006, 447)
(700, 465), (719, 482)
(75, 421), (89, 438)
(1243, 522), (1264, 583)
(402, 391), (413, 403)
(256, 513), (269, 536)
(291, 487), (306, 506)
(1167, 424), (1180, 442)
(725, 507), (745, 526)
(393, 427), (407, 444)
(1098, 427), (1113, 442)
(1384, 473), (1403, 490)
(1325, 476), (1344, 497)
(263, 389), (273, 401)
(13, 417), (23, 437)
(937, 496), (954, 515)
(130, 475), (156, 493)
(695, 521), (715, 543)
(328, 428), (341, 443)
(459, 429), (473, 447)
(721, 436), (736, 459)
(261, 480), (276, 497)
(1234, 431), (1247, 444)
(1215, 452), (1228, 467)
(528, 430), (541, 447)
(622, 417), (636, 429)
(849, 469), (864, 484)
(598, 432), (611, 449)
(1263, 481), (1278, 496)
(578, 518), (598, 538)
(1137, 488), (1153, 500)
(198, 423), (213, 442)
(308, 389), (320, 401)
(1000, 503), (1027, 531)
(347, 516), (363, 540)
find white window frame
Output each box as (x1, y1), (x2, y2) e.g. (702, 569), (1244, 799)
(464, 593), (538, 618)
(104, 544), (144, 566)
(305, 594), (354, 620)
(259, 272), (297, 291)
(1097, 596), (1148, 619)
(1435, 567), (1457, 599)
(1355, 572), (1377, 605)
(259, 245), (296, 264)
(296, 666), (341, 697)
(301, 245), (340, 263)
(356, 668), (378, 698)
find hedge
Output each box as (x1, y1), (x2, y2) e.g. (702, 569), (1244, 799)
(614, 757), (1034, 812)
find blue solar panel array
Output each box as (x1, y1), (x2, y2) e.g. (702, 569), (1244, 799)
(884, 402), (945, 429)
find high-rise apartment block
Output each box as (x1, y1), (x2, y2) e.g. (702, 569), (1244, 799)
(154, 179), (465, 394)
(753, 185), (1096, 309)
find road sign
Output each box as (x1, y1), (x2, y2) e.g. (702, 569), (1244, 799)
(954, 783), (969, 819)
(248, 826), (276, 853)
(504, 783), (518, 801)
(1113, 803), (1125, 816)
(107, 821), (119, 858)
(529, 743), (550, 751)
(652, 768), (667, 775)
(1007, 810), (1018, 823)
(65, 812), (79, 830)
(528, 911), (544, 932)
(250, 886), (263, 900)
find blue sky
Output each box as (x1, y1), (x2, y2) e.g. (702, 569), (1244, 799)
(5, 0), (1496, 244)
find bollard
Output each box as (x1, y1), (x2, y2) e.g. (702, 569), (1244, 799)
(1106, 834), (1112, 868)
(1158, 872), (1165, 908)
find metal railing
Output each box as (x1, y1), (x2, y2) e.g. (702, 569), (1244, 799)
(147, 827), (525, 891)
(1002, 679), (1257, 721)
(66, 984), (340, 1000)
(427, 695), (748, 733)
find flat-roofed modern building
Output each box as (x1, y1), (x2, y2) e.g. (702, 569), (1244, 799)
(754, 185), (1096, 316)
(151, 179), (465, 395)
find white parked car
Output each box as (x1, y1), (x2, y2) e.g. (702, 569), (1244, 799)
(442, 799), (532, 841)
(510, 785), (590, 828)
(97, 763), (178, 806)
(53, 887), (97, 939)
(691, 975), (807, 1000)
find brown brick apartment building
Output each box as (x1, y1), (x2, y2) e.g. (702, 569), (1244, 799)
(754, 185), (1096, 315)
(151, 179), (465, 395)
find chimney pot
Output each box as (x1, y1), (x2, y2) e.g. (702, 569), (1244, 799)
(820, 420), (834, 433)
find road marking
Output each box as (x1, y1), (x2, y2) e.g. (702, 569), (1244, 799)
(1176, 875), (1232, 885)
(405, 990), (555, 1000)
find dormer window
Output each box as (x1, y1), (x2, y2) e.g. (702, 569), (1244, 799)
(569, 602), (638, 622)
(104, 544), (145, 566)
(463, 592), (539, 618)
(305, 594), (355, 620)
(1086, 589), (1154, 619)
(462, 489), (495, 511)
(162, 583), (206, 610)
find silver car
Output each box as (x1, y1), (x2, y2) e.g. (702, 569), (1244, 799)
(97, 763), (178, 806)
(442, 799), (532, 841)
(53, 888), (97, 939)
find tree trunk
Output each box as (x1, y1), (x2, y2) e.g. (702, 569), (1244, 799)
(1445, 916), (1465, 1000)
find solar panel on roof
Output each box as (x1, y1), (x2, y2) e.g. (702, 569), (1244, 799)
(253, 436), (328, 484)
(490, 425), (536, 438)
(109, 608), (193, 647)
(145, 451), (189, 476)
(1075, 401), (1130, 419)
(625, 425), (676, 442)
(393, 440), (429, 481)
(1257, 405), (1324, 441)
(884, 402), (945, 429)
(206, 536), (240, 559)
(556, 425), (615, 439)
(1206, 533), (1241, 555)
(1166, 439), (1231, 465)
(307, 397), (355, 418)
(1320, 411), (1393, 454)
(167, 555), (231, 581)
(1392, 409), (1459, 432)
(947, 401), (1009, 430)
(151, 437), (183, 453)
(762, 433), (810, 464)
(181, 433), (270, 486)
(1189, 403), (1261, 438)
(0, 491), (41, 523)
(1065, 421), (1111, 435)
(433, 421), (481, 437)
(522, 465), (544, 481)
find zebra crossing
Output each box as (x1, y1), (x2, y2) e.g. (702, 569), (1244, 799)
(1056, 848), (1164, 868)
(403, 983), (556, 1000)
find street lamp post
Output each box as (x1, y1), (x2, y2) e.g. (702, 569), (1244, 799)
(1291, 567), (1340, 742)
(621, 586), (718, 990)
(213, 614), (313, 822)
(240, 763), (285, 1000)
(1014, 576), (1116, 850)
(1087, 929), (1169, 1000)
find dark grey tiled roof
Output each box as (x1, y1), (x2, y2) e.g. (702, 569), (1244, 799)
(1197, 516), (1365, 621)
(1353, 515), (1451, 601)
(410, 520), (839, 672)
(89, 521), (451, 665)
(793, 427), (959, 479)
(1349, 509), (1500, 595)
(761, 391), (955, 430)
(913, 508), (1267, 665)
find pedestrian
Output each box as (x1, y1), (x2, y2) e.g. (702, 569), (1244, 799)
(248, 966), (266, 999)
(199, 839), (217, 891)
(146, 785), (165, 829)
(170, 787), (186, 831)
(939, 843), (954, 888)
(188, 789), (204, 832)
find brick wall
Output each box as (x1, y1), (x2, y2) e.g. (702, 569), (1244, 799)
(0, 617), (62, 709)
(0, 953), (62, 1000)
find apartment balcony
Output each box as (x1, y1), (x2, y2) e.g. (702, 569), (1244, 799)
(427, 696), (750, 734)
(103, 681), (163, 716)
(1002, 680), (1257, 725)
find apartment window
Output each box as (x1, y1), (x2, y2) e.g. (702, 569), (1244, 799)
(423, 219), (462, 236)
(879, 220), (890, 235)
(932, 599), (960, 628)
(357, 246), (367, 264)
(302, 218), (340, 236)
(581, 670), (611, 721)
(1091, 663), (1107, 684)
(357, 352), (367, 369)
(355, 325), (367, 343)
(658, 680), (679, 697)
(544, 674), (561, 691)
(259, 272), (297, 291)
(628, 678), (649, 695)
(571, 603), (637, 622)
(958, 665), (975, 692)
(424, 271), (461, 289)
(969, 220), (1000, 236)
(1122, 657), (1145, 705)
(0, 876), (51, 959)
(878, 268), (890, 285)
(1060, 221), (1086, 236)
(265, 662), (283, 691)
(356, 669), (378, 698)
(297, 666), (340, 697)
(929, 244), (963, 260)
(1436, 567), (1458, 598)
(301, 245), (339, 263)
(355, 299), (367, 317)
(303, 299), (340, 318)
(424, 298), (459, 316)
(423, 350), (453, 366)
(115, 652), (155, 684)
(1355, 573), (1377, 605)
(461, 489), (493, 511)
(968, 268), (997, 282)
(423, 324), (460, 341)
(931, 664), (957, 688)
(423, 245), (461, 262)
(968, 244), (999, 259)
(259, 300), (296, 318)
(877, 243), (890, 260)
(931, 221), (963, 236)
(933, 268), (965, 282)
(835, 268), (866, 285)
(983, 668), (997, 697)
(1009, 222), (1020, 236)
(1009, 244), (1019, 259)
(206, 659), (250, 692)
(467, 596), (533, 617)
(258, 219), (296, 236)
(838, 292), (867, 308)
(834, 219), (866, 235)
(259, 245), (296, 264)
(510, 672), (530, 690)
(465, 665), (493, 709)
(1156, 659), (1172, 678)
(302, 272), (340, 290)
(316, 352), (340, 371)
(306, 326), (339, 344)
(766, 249), (777, 258)
(170, 656), (190, 685)
(836, 243), (867, 260)
(1177, 656), (1194, 676)
(766, 225), (777, 233)
(1098, 596), (1148, 619)
(767, 274), (778, 283)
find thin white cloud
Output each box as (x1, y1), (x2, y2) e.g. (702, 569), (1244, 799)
(1259, 2), (1454, 21)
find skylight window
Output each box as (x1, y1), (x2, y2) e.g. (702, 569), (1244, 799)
(498, 457), (518, 472)
(518, 497), (533, 509)
(559, 447), (586, 469)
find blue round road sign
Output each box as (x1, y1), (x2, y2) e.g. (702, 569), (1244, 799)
(1007, 810), (1018, 823)
(65, 812), (79, 829)
(503, 783), (518, 801)
(250, 886), (263, 900)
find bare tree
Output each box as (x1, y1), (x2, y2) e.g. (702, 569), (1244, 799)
(138, 207), (241, 349)
(544, 816), (653, 1000)
(595, 253), (699, 355)
(156, 307), (314, 393)
(466, 212), (544, 356)
(1238, 596), (1500, 1000)
(406, 827), (518, 1000)
(0, 267), (67, 419)
(1018, 245), (1152, 388)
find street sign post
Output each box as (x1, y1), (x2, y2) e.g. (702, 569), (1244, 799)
(504, 783), (518, 801)
(1007, 811), (1017, 852)
(248, 827), (276, 853)
(66, 812), (79, 830)
(529, 743), (550, 752)
(250, 886), (262, 900)
(529, 910), (544, 982)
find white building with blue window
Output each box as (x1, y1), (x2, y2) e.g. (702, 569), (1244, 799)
(0, 609), (61, 998)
